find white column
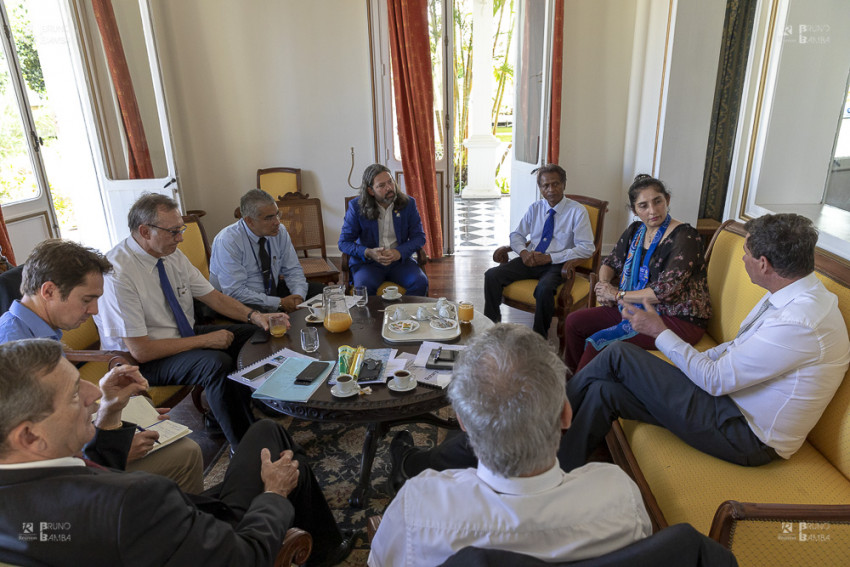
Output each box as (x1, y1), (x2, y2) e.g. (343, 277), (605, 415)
(462, 0), (501, 198)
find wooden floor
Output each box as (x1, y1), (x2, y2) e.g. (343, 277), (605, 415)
(174, 249), (544, 469)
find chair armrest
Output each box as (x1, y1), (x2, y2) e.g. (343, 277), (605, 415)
(415, 248), (429, 267)
(588, 272), (599, 308)
(492, 245), (512, 264)
(367, 514), (383, 543)
(709, 501), (850, 548)
(274, 527), (313, 567)
(553, 258), (584, 317)
(340, 252), (351, 290)
(64, 349), (138, 367)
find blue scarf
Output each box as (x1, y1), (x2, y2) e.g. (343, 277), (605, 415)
(586, 215), (671, 350)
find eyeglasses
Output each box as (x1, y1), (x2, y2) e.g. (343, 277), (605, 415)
(260, 211), (283, 222)
(148, 224), (187, 237)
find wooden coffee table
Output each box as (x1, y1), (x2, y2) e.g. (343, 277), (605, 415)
(238, 295), (493, 507)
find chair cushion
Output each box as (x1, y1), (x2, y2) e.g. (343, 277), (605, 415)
(620, 419), (850, 534)
(502, 278), (590, 310)
(61, 318), (100, 350)
(705, 230), (763, 344)
(299, 257), (339, 277)
(178, 222), (209, 280)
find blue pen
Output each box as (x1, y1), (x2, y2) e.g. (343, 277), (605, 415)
(136, 424), (161, 444)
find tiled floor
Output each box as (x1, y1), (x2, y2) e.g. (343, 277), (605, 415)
(453, 195), (511, 250)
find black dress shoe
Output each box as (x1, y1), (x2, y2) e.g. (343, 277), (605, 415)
(388, 430), (414, 496)
(309, 530), (357, 567)
(203, 412), (224, 436)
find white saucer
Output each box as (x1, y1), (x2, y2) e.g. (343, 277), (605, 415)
(330, 384), (360, 398)
(388, 319), (420, 334)
(305, 314), (322, 324)
(430, 318), (458, 330)
(387, 378), (417, 392)
(381, 292), (402, 300)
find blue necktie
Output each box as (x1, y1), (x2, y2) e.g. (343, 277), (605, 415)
(156, 259), (195, 338)
(535, 208), (556, 253)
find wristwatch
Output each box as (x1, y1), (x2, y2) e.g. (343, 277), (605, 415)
(617, 290), (626, 301)
(246, 309), (258, 323)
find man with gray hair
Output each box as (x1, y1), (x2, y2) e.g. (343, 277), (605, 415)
(369, 324), (650, 567)
(210, 189), (324, 313)
(96, 193), (284, 449)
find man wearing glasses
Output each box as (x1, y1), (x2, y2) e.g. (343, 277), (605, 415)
(95, 193), (285, 450)
(210, 189), (324, 313)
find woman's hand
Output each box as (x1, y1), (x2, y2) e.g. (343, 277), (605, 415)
(595, 281), (619, 306)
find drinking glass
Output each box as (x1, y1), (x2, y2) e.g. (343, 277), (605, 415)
(269, 313), (288, 337)
(458, 301), (474, 324)
(354, 285), (368, 307)
(300, 327), (320, 353)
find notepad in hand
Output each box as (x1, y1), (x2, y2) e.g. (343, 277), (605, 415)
(120, 396), (192, 452)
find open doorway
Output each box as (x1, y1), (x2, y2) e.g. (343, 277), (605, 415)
(447, 0), (515, 251)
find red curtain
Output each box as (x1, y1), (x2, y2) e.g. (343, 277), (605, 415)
(387, 0), (443, 259)
(0, 206), (16, 265)
(91, 0), (153, 179)
(547, 0), (564, 165)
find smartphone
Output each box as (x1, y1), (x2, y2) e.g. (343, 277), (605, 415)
(294, 361), (330, 385)
(250, 329), (269, 344)
(243, 363), (276, 381)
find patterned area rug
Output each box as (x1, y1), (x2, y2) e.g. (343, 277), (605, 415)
(204, 409), (455, 566)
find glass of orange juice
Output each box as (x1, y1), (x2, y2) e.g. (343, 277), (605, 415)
(269, 313), (288, 337)
(458, 301), (474, 324)
(323, 294), (352, 333)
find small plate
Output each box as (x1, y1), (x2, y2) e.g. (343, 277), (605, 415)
(381, 292), (402, 300)
(388, 319), (420, 334)
(330, 384), (360, 398)
(430, 318), (458, 330)
(387, 378), (417, 392)
(305, 314), (322, 324)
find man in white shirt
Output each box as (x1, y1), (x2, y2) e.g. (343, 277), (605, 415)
(0, 239), (203, 493)
(370, 324), (650, 567)
(95, 193), (285, 450)
(210, 189), (324, 313)
(484, 165), (595, 337)
(559, 213), (850, 471)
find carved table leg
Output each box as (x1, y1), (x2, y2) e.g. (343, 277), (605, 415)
(349, 421), (389, 508)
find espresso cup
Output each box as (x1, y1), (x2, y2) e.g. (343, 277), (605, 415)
(336, 374), (357, 395)
(383, 286), (399, 298)
(308, 303), (323, 318)
(393, 370), (414, 389)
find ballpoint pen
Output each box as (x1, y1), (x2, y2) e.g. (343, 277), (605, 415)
(136, 424), (161, 444)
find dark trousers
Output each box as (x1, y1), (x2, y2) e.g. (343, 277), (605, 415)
(351, 258), (428, 296)
(562, 306), (706, 372)
(140, 324), (256, 448)
(245, 281), (326, 313)
(483, 257), (564, 337)
(204, 419), (343, 566)
(404, 342), (777, 477)
(558, 341), (778, 471)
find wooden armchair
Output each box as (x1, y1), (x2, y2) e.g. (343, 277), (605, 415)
(493, 194), (608, 350)
(275, 192), (340, 284)
(275, 527), (312, 566)
(339, 196), (428, 294)
(258, 167), (304, 197)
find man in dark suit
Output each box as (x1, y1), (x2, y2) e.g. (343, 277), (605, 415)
(338, 163), (428, 296)
(0, 339), (352, 567)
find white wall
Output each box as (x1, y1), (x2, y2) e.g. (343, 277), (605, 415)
(150, 0), (375, 252)
(657, 0), (726, 224)
(559, 0), (637, 250)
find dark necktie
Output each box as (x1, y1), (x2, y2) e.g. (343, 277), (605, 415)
(535, 208), (556, 253)
(156, 259), (195, 338)
(258, 237), (272, 292)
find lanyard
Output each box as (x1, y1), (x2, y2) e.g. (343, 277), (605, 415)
(243, 222), (276, 295)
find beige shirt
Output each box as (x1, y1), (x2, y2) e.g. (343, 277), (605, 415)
(377, 205), (398, 250)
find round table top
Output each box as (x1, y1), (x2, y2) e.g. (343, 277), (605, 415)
(238, 295), (493, 423)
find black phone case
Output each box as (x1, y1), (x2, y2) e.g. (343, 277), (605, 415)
(294, 361), (328, 385)
(357, 359), (383, 381)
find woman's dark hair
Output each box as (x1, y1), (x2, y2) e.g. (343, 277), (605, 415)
(627, 174), (670, 212)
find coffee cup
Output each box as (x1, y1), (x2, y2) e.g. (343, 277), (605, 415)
(390, 307), (405, 322)
(308, 303), (323, 318)
(393, 370), (415, 389)
(383, 286), (399, 298)
(416, 306), (430, 320)
(336, 374), (358, 395)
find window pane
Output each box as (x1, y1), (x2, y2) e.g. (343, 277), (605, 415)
(0, 7), (40, 206)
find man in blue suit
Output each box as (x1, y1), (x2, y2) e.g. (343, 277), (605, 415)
(339, 164), (428, 296)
